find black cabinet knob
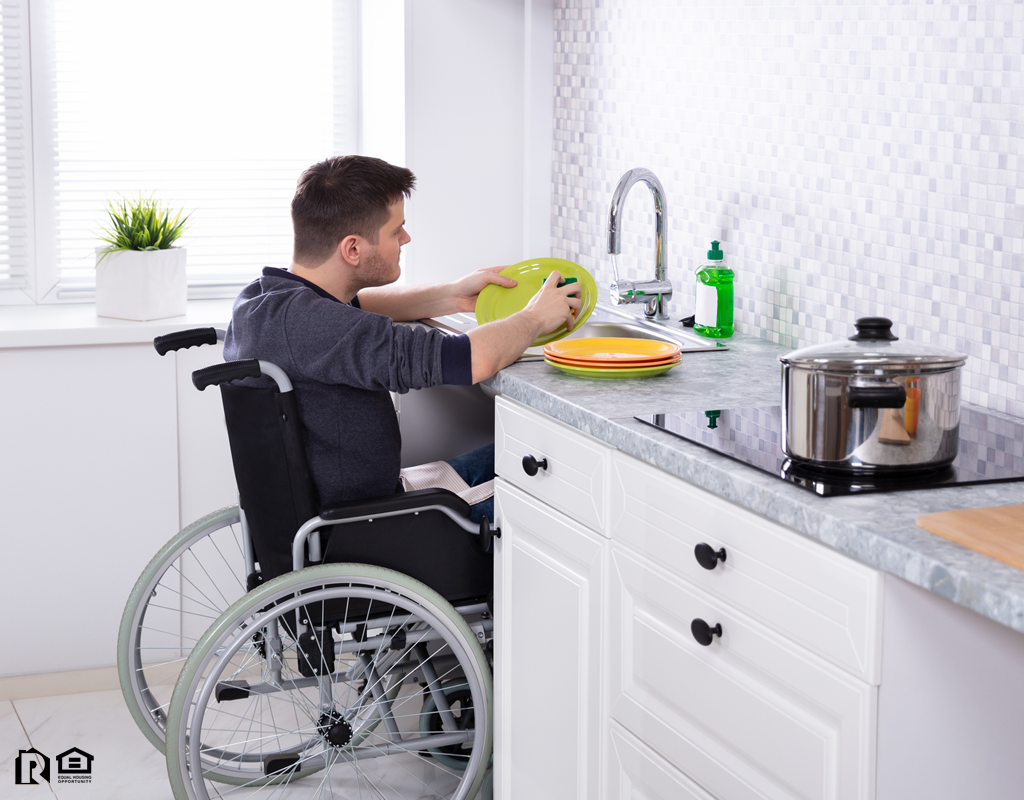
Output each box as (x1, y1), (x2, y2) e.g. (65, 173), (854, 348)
(694, 542), (727, 570)
(522, 454), (548, 476)
(690, 618), (722, 647)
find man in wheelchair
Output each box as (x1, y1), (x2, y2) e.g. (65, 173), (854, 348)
(121, 156), (580, 800)
(224, 154), (581, 526)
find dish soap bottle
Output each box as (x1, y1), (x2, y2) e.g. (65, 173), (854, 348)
(694, 241), (734, 338)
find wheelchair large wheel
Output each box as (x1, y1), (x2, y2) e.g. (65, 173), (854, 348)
(166, 562), (492, 800)
(118, 506), (248, 753)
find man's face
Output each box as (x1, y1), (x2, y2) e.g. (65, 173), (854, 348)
(360, 199), (410, 287)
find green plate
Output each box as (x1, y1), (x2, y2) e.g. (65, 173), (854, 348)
(475, 258), (598, 347)
(544, 357), (682, 379)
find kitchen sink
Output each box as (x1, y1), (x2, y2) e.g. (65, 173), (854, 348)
(423, 305), (728, 357)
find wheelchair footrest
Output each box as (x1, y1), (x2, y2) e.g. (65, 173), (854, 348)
(263, 752), (301, 775)
(215, 680), (251, 702)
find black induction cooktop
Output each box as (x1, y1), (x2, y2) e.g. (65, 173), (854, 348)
(635, 406), (1024, 496)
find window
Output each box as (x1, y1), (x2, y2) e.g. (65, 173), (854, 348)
(0, 0), (385, 305)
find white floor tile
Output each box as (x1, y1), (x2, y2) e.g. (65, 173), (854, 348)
(14, 689), (171, 800)
(0, 700), (55, 795)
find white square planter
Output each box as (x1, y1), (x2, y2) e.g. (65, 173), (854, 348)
(95, 248), (188, 321)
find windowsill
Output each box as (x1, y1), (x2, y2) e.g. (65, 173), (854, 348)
(0, 299), (235, 349)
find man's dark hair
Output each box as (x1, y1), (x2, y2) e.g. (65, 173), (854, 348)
(291, 155), (416, 267)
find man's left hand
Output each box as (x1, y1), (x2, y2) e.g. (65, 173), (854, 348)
(450, 266), (517, 313)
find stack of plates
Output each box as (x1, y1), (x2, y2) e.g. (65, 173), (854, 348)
(543, 337), (683, 379)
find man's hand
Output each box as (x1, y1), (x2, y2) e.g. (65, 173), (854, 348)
(521, 270), (583, 335)
(467, 269), (583, 383)
(449, 265), (517, 313)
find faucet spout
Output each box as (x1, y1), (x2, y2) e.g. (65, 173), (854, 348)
(607, 168), (673, 320)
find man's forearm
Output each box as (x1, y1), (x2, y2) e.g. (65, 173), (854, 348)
(357, 283), (456, 321)
(467, 311), (541, 383)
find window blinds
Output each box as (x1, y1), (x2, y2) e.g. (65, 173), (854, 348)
(46, 0), (359, 299)
(0, 0), (31, 296)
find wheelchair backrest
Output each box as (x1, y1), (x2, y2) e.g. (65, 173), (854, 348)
(220, 383), (319, 582)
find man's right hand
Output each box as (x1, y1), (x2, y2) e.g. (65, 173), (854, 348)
(522, 270), (583, 337)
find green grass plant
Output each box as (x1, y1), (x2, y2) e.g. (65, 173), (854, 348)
(98, 196), (189, 262)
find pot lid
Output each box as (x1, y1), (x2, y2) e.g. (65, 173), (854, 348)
(779, 317), (967, 370)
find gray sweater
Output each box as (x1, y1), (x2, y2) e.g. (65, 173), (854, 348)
(224, 268), (472, 506)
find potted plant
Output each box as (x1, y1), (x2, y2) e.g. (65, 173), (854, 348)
(95, 196), (190, 321)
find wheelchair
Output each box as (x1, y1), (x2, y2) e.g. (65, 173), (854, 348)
(117, 327), (498, 800)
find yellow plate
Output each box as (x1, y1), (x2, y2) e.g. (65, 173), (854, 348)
(544, 357), (682, 379)
(545, 336), (681, 363)
(475, 257), (597, 347)
(546, 353), (683, 369)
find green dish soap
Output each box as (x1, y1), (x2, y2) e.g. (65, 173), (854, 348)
(694, 240), (734, 338)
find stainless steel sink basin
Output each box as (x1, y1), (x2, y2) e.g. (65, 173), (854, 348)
(422, 305), (728, 357)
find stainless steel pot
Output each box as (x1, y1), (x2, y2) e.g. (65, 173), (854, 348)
(778, 317), (967, 473)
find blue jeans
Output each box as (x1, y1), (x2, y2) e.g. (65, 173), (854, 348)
(445, 443), (495, 525)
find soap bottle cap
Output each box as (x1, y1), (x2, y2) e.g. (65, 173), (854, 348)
(707, 241), (724, 261)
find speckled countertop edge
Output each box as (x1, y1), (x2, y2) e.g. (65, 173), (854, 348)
(484, 333), (1024, 635)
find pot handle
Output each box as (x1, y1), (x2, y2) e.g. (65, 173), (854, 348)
(847, 383), (907, 409)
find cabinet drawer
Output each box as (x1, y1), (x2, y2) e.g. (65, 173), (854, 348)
(495, 397), (611, 534)
(610, 452), (883, 683)
(607, 722), (716, 800)
(609, 545), (877, 800)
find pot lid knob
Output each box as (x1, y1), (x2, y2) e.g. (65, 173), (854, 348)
(849, 317), (899, 342)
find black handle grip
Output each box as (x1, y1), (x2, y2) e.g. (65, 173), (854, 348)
(192, 360), (262, 391)
(846, 383), (907, 409)
(694, 543), (727, 570)
(522, 454), (548, 477)
(848, 316), (898, 341)
(154, 328), (218, 356)
(691, 618), (722, 647)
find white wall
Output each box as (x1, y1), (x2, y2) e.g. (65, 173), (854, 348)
(1, 344), (179, 676)
(404, 0), (552, 284)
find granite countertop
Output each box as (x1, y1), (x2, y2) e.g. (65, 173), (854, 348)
(484, 328), (1024, 635)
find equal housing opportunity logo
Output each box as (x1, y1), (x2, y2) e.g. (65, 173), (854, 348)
(15, 747), (94, 785)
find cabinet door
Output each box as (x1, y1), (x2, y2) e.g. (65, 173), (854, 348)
(494, 479), (605, 800)
(609, 544), (877, 800)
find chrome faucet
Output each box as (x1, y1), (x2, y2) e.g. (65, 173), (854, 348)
(607, 168), (673, 320)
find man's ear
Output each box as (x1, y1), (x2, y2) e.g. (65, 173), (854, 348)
(337, 234), (362, 267)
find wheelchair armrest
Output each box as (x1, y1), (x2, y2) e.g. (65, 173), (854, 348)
(320, 488), (471, 522)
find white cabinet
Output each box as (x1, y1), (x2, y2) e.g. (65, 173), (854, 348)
(495, 395), (611, 533)
(494, 480), (605, 800)
(494, 397), (883, 800)
(609, 453), (884, 684)
(607, 723), (717, 800)
(609, 544), (876, 800)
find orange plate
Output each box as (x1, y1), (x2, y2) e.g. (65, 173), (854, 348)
(545, 353), (683, 369)
(544, 336), (681, 363)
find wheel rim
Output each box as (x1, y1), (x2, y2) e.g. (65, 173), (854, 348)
(118, 507), (247, 752)
(167, 564), (492, 800)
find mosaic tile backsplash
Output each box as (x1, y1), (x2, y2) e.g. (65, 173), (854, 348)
(551, 0), (1024, 417)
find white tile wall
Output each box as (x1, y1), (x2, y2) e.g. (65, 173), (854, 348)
(552, 0), (1024, 416)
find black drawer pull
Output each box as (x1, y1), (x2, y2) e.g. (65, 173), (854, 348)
(522, 454), (548, 476)
(694, 543), (727, 570)
(690, 618), (722, 647)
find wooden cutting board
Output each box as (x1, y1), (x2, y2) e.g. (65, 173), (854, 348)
(916, 504), (1024, 572)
